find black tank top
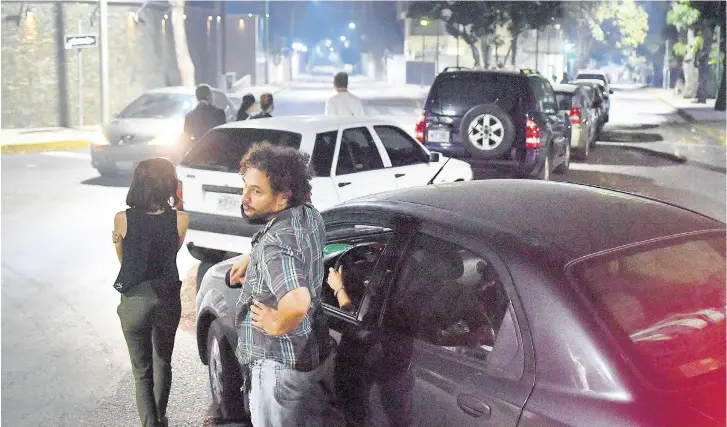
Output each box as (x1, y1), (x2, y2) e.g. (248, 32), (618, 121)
(114, 207), (180, 296)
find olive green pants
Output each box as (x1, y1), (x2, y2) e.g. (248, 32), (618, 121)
(118, 280), (181, 427)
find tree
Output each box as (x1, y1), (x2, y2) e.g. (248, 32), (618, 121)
(688, 1), (725, 104)
(716, 3), (726, 111)
(500, 1), (563, 67)
(170, 0), (195, 87)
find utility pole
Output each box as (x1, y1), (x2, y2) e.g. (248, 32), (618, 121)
(99, 0), (109, 123)
(77, 19), (84, 127)
(663, 40), (671, 89)
(264, 0), (269, 84)
(535, 29), (539, 71)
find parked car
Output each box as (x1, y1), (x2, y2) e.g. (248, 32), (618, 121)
(577, 82), (608, 132)
(575, 70), (613, 122)
(417, 68), (571, 180)
(89, 86), (237, 176)
(195, 179), (726, 426)
(553, 83), (598, 160)
(177, 115), (473, 285)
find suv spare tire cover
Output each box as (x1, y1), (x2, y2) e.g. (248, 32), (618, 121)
(459, 103), (515, 159)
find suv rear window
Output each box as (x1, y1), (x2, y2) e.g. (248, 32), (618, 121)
(569, 232), (726, 388)
(180, 128), (302, 172)
(431, 74), (523, 116)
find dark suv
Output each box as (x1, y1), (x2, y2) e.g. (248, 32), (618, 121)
(416, 69), (571, 180)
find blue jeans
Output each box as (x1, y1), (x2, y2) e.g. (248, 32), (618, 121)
(248, 350), (345, 427)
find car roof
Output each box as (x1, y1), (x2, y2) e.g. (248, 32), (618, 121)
(552, 84), (580, 93)
(145, 86), (225, 95)
(577, 70), (606, 76)
(217, 115), (400, 133)
(332, 180), (723, 259)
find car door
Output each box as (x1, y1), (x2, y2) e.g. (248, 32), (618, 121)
(371, 124), (435, 189)
(332, 126), (397, 202)
(373, 228), (535, 427)
(537, 78), (568, 158)
(309, 130), (341, 211)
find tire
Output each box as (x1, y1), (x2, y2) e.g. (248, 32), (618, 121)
(554, 143), (570, 174)
(459, 104), (515, 160)
(207, 320), (247, 423)
(96, 167), (117, 177)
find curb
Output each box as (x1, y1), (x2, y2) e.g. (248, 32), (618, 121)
(1, 139), (92, 154)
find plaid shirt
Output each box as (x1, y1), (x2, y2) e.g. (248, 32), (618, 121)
(234, 204), (328, 371)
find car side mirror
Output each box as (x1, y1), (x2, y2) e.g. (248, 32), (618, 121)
(609, 89), (614, 94)
(429, 152), (441, 163)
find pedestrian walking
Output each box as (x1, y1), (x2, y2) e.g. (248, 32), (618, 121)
(249, 93), (275, 119)
(236, 93), (256, 121)
(324, 72), (365, 117)
(183, 84), (226, 147)
(112, 158), (189, 427)
(228, 143), (344, 427)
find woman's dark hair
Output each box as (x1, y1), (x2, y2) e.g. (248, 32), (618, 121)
(126, 158), (179, 211)
(240, 143), (312, 208)
(240, 93), (256, 111)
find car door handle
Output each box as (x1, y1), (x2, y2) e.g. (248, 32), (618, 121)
(338, 182), (351, 188)
(457, 394), (491, 419)
(395, 173), (406, 178)
(186, 174), (195, 179)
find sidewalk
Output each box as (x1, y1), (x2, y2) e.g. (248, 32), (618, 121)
(1, 126), (100, 154)
(650, 88), (726, 122)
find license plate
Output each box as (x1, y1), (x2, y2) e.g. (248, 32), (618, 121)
(215, 194), (239, 213)
(427, 129), (450, 143)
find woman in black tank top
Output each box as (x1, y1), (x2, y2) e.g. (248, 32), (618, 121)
(112, 158), (189, 427)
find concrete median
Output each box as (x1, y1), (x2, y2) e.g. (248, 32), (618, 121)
(1, 127), (98, 154)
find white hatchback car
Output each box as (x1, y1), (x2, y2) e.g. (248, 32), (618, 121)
(177, 115), (473, 282)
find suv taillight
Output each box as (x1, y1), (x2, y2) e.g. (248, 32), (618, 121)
(525, 117), (542, 149)
(415, 112), (426, 143)
(175, 179), (184, 211)
(569, 107), (582, 125)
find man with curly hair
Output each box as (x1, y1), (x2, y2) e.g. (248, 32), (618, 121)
(228, 143), (343, 426)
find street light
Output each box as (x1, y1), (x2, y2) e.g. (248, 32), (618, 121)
(348, 22), (356, 29)
(419, 18), (430, 87)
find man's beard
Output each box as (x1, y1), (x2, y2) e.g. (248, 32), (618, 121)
(240, 204), (273, 225)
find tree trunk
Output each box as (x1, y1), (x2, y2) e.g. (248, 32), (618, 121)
(716, 56), (726, 111)
(696, 24), (714, 103)
(170, 0), (196, 87)
(481, 38), (491, 69)
(682, 28), (699, 98)
(468, 40), (481, 69)
(510, 32), (519, 67)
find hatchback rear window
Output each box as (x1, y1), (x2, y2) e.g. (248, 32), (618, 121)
(181, 128), (302, 172)
(554, 92), (574, 111)
(431, 74), (522, 116)
(569, 232), (726, 388)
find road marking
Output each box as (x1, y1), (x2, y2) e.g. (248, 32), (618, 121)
(41, 151), (91, 160)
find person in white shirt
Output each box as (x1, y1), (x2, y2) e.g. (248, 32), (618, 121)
(324, 72), (365, 117)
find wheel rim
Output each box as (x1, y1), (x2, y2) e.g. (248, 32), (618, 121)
(467, 114), (505, 151)
(209, 336), (224, 403)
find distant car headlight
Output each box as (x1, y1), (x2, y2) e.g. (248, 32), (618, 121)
(149, 133), (181, 146)
(91, 131), (109, 145)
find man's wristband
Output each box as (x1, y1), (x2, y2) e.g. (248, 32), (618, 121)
(334, 287), (345, 297)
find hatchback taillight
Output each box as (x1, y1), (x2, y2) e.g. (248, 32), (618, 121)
(525, 117), (542, 149)
(415, 112), (426, 143)
(569, 107), (582, 125)
(175, 179), (184, 211)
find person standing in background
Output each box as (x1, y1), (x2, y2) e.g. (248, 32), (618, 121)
(324, 72), (365, 117)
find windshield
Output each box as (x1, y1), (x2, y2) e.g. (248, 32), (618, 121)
(570, 232), (726, 388)
(118, 93), (195, 119)
(577, 73), (608, 84)
(180, 128), (302, 172)
(431, 74), (522, 116)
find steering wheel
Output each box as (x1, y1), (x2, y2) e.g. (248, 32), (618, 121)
(333, 243), (385, 273)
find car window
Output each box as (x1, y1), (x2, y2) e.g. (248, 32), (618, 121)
(335, 127), (385, 175)
(432, 74), (522, 116)
(570, 232), (726, 388)
(554, 92), (573, 111)
(373, 125), (429, 166)
(180, 128), (302, 172)
(118, 93), (195, 119)
(312, 131), (337, 177)
(385, 233), (511, 363)
(577, 73), (607, 85)
(540, 79), (558, 113)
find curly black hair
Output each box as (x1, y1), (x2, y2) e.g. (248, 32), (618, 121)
(240, 142), (312, 208)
